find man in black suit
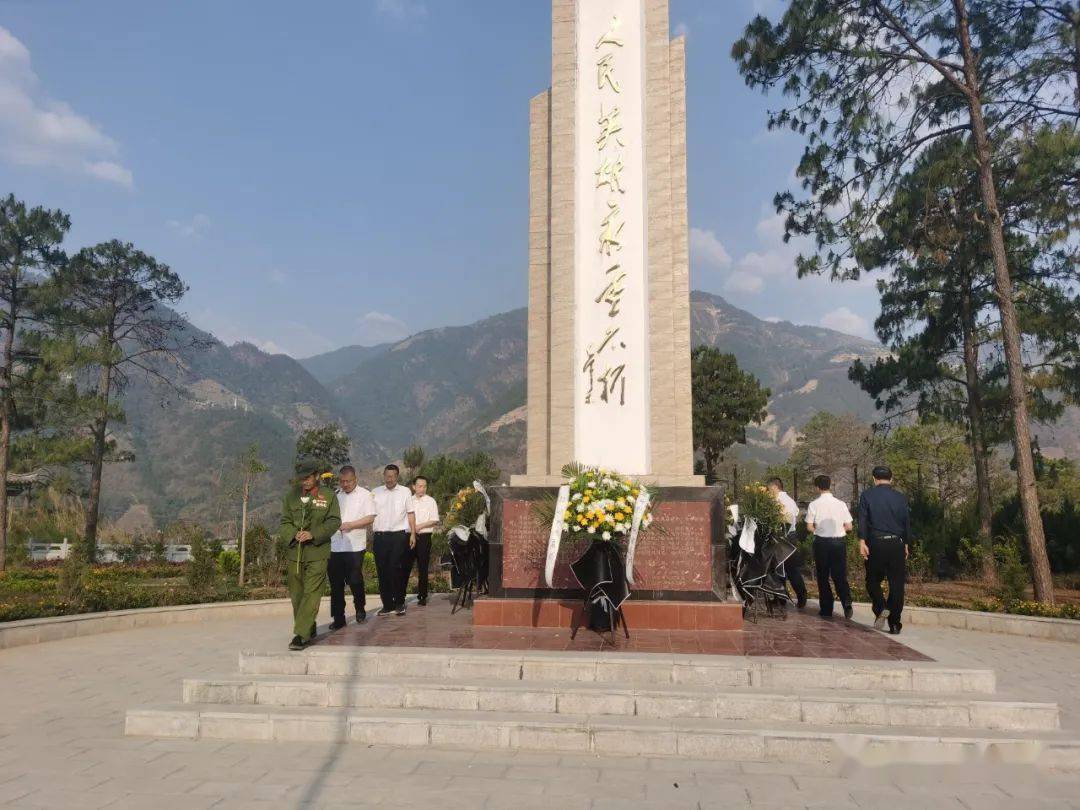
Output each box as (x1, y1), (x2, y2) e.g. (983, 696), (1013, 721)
(858, 466), (911, 635)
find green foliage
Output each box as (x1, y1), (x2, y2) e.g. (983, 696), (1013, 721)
(736, 482), (786, 538)
(186, 537), (219, 594)
(217, 550), (241, 579)
(295, 424), (351, 468)
(994, 535), (1031, 604)
(56, 550), (89, 607)
(444, 486), (489, 531)
(883, 422), (973, 509)
(417, 452), (501, 516)
(690, 347), (769, 483)
(789, 412), (879, 494)
(243, 524), (286, 588)
(403, 445), (425, 477)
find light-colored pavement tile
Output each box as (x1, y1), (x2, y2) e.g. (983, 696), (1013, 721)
(1, 613), (1079, 808)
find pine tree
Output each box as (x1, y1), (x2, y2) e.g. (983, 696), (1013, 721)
(733, 0), (1080, 602)
(0, 195), (69, 571)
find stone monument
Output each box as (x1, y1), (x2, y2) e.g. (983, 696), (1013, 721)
(480, 0), (738, 631)
(510, 0), (701, 487)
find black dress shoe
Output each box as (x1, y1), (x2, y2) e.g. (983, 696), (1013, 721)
(356, 610), (367, 624)
(888, 622), (903, 635)
(329, 618), (347, 631)
(417, 597), (427, 607)
(288, 636), (306, 651)
(796, 596), (807, 609)
(843, 605), (854, 620)
(818, 611), (833, 618)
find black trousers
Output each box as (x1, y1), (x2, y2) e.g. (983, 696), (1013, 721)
(372, 531), (408, 611)
(866, 535), (906, 625)
(784, 537), (807, 604)
(402, 533), (432, 602)
(328, 550), (366, 620)
(813, 536), (852, 617)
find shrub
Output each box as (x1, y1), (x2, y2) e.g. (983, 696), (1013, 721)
(994, 535), (1029, 604)
(244, 525), (285, 588)
(217, 550), (241, 580)
(56, 550), (90, 608)
(187, 537), (219, 594)
(1004, 600), (1080, 620)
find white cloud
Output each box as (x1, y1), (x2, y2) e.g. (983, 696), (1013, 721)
(359, 310), (409, 335)
(375, 0), (427, 22)
(689, 227), (732, 269)
(254, 340), (287, 355)
(820, 306), (872, 337)
(754, 211), (787, 243)
(723, 270), (764, 295)
(0, 26), (133, 188)
(167, 213), (211, 238)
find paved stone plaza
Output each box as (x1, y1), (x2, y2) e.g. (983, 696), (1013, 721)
(2, 605), (1080, 808)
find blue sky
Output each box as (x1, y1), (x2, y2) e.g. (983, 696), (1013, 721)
(1, 0), (882, 357)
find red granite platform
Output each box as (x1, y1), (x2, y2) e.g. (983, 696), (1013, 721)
(312, 594), (931, 661)
(473, 597), (743, 631)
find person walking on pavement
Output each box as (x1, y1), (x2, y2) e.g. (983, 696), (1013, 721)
(806, 475), (854, 620)
(279, 459), (341, 650)
(371, 464), (417, 617)
(403, 475), (440, 607)
(329, 465), (376, 629)
(767, 477), (806, 609)
(858, 465), (911, 635)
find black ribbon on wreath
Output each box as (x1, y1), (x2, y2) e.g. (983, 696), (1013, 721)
(728, 518), (797, 621)
(569, 538), (631, 641)
(447, 526), (490, 614)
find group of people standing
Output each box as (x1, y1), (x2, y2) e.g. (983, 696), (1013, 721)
(768, 465), (911, 634)
(279, 460), (440, 650)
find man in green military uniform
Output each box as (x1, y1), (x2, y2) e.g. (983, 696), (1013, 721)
(280, 458), (341, 650)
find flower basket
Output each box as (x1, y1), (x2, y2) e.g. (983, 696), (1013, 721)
(535, 464), (656, 638)
(729, 483), (797, 620)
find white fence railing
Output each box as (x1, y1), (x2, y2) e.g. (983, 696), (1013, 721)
(26, 540), (237, 563)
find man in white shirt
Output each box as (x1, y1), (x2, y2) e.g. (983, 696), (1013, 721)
(805, 474), (854, 619)
(768, 477), (806, 609)
(403, 475), (440, 607)
(371, 464), (417, 617)
(329, 466), (376, 629)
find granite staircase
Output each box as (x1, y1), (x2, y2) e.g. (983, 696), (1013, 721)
(125, 646), (1080, 769)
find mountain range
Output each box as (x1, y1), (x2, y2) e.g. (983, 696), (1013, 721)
(100, 290), (1074, 534)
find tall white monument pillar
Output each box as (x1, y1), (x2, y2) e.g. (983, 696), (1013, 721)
(513, 0), (700, 486)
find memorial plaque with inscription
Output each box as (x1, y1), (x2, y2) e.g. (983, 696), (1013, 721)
(489, 486), (728, 602)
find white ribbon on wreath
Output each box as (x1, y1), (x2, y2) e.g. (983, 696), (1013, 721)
(472, 480), (491, 538)
(544, 485), (571, 587)
(623, 490), (651, 588)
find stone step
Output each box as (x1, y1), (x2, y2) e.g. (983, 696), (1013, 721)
(238, 647), (997, 694)
(125, 704), (1080, 770)
(183, 675), (1059, 732)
